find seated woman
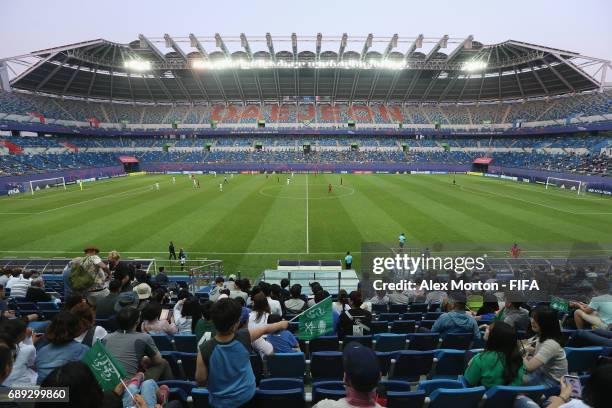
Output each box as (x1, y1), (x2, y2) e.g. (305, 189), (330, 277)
(284, 284), (306, 314)
(248, 293), (270, 330)
(141, 302), (177, 335)
(522, 306), (568, 388)
(464, 321), (525, 388)
(71, 302), (108, 347)
(172, 296), (201, 334)
(34, 311), (89, 384)
(0, 319), (38, 386)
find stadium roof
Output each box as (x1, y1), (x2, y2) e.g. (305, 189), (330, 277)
(1, 34), (610, 104)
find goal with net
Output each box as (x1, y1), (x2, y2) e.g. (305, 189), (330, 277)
(545, 177), (586, 195)
(27, 177), (66, 195)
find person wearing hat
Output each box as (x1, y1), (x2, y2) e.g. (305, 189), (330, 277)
(313, 342), (383, 408)
(431, 291), (481, 339)
(133, 282), (152, 311)
(209, 277), (225, 302)
(113, 291), (140, 314)
(81, 246), (110, 306)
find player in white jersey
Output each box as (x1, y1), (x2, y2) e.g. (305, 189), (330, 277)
(286, 177), (290, 185)
(193, 178), (197, 188)
(219, 183), (223, 192)
(155, 182), (160, 191)
(172, 176), (176, 184)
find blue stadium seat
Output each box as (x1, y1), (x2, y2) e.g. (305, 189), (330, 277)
(374, 334), (407, 352)
(379, 313), (400, 322)
(370, 320), (389, 334)
(259, 378), (304, 391)
(342, 335), (372, 349)
(428, 386), (486, 408)
(565, 346), (603, 373)
(266, 352), (306, 378)
(372, 304), (388, 314)
(256, 388), (305, 407)
(174, 334), (198, 353)
(312, 381), (345, 404)
(439, 333), (473, 350)
(390, 350), (435, 382)
(482, 385), (547, 408)
(417, 320), (436, 330)
(407, 333), (440, 350)
(376, 351), (395, 376)
(409, 303), (428, 313)
(37, 302), (59, 310)
(402, 312), (423, 321)
(389, 304), (408, 314)
(175, 352), (197, 381)
(390, 320), (416, 334)
(191, 388), (210, 408)
(424, 312), (443, 320)
(150, 334), (175, 352)
(417, 379), (464, 395)
(250, 353), (264, 385)
(160, 352), (183, 379)
(432, 350), (468, 379)
(386, 390), (426, 408)
(95, 318), (116, 332)
(310, 352), (344, 382)
(379, 380), (412, 392)
(308, 336), (339, 353)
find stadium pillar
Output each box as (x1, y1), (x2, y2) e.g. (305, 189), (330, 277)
(0, 62), (10, 92)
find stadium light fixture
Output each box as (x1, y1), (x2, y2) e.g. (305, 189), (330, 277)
(124, 59), (151, 71)
(463, 60), (487, 72)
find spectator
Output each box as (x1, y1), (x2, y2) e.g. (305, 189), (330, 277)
(173, 296), (200, 334)
(369, 289), (390, 306)
(334, 289), (350, 314)
(0, 319), (37, 386)
(501, 299), (531, 331)
(6, 270), (32, 298)
(431, 292), (481, 339)
(270, 284), (285, 315)
(229, 279), (248, 303)
(103, 306), (173, 381)
(35, 311), (89, 384)
(195, 298), (288, 408)
(568, 328), (612, 347)
(285, 284), (306, 314)
(260, 282), (282, 316)
(266, 314), (299, 353)
(248, 293), (270, 329)
(195, 301), (216, 343)
(78, 246), (110, 306)
(544, 362), (610, 408)
(338, 291), (372, 339)
(141, 302), (177, 335)
(113, 291), (140, 314)
(388, 288), (409, 305)
(225, 274), (237, 291)
(313, 342), (382, 408)
(71, 302), (108, 347)
(107, 250), (121, 274)
(464, 321), (525, 388)
(154, 267), (169, 286)
(95, 280), (122, 318)
(0, 343), (18, 408)
(523, 306), (568, 387)
(209, 277), (225, 302)
(25, 277), (53, 303)
(571, 278), (612, 330)
(280, 278), (291, 301)
(0, 269), (12, 288)
(133, 282), (152, 311)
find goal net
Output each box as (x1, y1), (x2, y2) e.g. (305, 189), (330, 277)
(545, 177), (586, 195)
(28, 177), (66, 195)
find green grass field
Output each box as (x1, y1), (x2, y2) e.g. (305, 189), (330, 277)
(0, 173), (610, 278)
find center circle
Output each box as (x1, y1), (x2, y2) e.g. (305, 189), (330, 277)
(259, 183), (356, 200)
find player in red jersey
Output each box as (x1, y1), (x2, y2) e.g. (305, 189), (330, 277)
(510, 243), (521, 258)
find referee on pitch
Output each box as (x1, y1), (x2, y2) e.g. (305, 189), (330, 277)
(169, 241), (177, 260)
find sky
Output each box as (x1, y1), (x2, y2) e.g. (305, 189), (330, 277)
(1, 0), (611, 60)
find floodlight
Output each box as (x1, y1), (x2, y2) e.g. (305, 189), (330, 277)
(463, 60), (487, 72)
(124, 60), (151, 71)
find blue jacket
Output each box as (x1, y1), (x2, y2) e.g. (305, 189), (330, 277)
(432, 311), (481, 339)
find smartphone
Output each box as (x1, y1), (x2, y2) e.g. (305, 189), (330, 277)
(563, 375), (582, 399)
(160, 309), (170, 321)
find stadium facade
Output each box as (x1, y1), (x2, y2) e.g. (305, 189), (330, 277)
(0, 34), (610, 195)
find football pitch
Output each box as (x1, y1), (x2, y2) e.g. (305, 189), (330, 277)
(0, 173), (610, 278)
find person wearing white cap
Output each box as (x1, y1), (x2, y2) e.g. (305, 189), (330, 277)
(133, 282), (152, 311)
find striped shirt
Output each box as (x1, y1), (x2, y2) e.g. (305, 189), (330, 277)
(6, 277), (31, 298)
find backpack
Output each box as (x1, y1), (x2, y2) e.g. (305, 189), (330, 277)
(69, 256), (97, 292)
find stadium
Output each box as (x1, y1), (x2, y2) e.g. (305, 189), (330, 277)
(0, 13), (611, 408)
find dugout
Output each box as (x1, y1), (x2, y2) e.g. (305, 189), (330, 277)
(472, 157), (493, 172)
(118, 155), (140, 173)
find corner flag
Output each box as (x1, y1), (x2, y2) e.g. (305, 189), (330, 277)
(297, 296), (334, 340)
(82, 340), (127, 392)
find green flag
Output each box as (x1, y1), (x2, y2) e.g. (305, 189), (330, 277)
(550, 296), (569, 313)
(82, 340), (127, 392)
(298, 296), (334, 340)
